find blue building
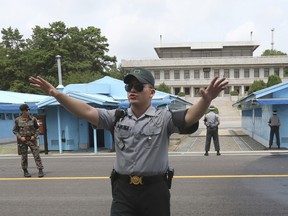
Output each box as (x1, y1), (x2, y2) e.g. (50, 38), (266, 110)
(0, 91), (48, 144)
(233, 82), (288, 148)
(35, 76), (191, 153)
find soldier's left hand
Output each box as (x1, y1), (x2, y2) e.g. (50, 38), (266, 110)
(201, 77), (228, 102)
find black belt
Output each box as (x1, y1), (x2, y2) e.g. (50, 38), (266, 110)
(116, 173), (167, 186)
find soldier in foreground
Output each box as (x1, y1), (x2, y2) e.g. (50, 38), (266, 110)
(29, 68), (228, 216)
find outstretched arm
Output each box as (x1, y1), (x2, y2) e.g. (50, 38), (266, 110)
(29, 76), (100, 127)
(184, 77), (228, 127)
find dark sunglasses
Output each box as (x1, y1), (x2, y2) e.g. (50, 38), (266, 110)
(125, 83), (145, 92)
(25, 108), (30, 111)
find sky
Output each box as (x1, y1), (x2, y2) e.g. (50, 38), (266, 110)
(0, 0), (287, 63)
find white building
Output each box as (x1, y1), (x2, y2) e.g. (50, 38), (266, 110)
(121, 41), (288, 98)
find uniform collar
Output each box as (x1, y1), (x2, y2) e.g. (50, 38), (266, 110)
(127, 105), (156, 119)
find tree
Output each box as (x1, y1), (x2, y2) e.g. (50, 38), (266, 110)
(0, 21), (117, 92)
(248, 80), (266, 95)
(0, 27), (28, 91)
(261, 49), (287, 56)
(106, 64), (126, 80)
(156, 82), (171, 93)
(1, 27), (26, 50)
(266, 74), (282, 87)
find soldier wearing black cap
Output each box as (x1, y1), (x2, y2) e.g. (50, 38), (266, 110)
(268, 110), (281, 149)
(29, 68), (228, 216)
(12, 104), (44, 177)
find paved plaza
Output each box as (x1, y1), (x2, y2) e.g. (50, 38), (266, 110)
(169, 128), (270, 153)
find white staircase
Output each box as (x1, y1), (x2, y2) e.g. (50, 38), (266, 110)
(185, 96), (241, 129)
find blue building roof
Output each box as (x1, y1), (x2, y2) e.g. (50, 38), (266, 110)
(0, 76), (192, 111)
(37, 76), (191, 108)
(233, 81), (288, 107)
(0, 90), (48, 104)
(0, 90), (48, 111)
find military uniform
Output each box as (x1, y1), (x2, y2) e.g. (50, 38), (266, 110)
(204, 107), (220, 156)
(13, 112), (44, 177)
(268, 111), (281, 149)
(97, 106), (198, 216)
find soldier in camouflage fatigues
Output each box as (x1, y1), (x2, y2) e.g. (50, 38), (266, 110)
(12, 104), (44, 178)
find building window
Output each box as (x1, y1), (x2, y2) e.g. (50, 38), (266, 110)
(204, 71), (210, 79)
(254, 68), (259, 78)
(0, 113), (5, 120)
(184, 70), (190, 80)
(194, 87), (201, 97)
(244, 69), (250, 78)
(234, 86), (240, 93)
(5, 113), (12, 120)
(244, 86), (250, 94)
(224, 69), (229, 78)
(194, 70), (200, 79)
(284, 67), (288, 77)
(214, 69), (219, 78)
(224, 86), (230, 94)
(14, 113), (20, 119)
(154, 71), (160, 80)
(174, 87), (180, 95)
(174, 70), (180, 79)
(184, 87), (190, 95)
(234, 69), (239, 78)
(164, 71), (170, 80)
(274, 67), (279, 76)
(264, 68), (269, 77)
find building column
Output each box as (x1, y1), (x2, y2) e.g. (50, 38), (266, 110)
(241, 85), (245, 96)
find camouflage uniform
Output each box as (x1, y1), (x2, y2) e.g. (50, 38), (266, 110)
(13, 115), (44, 170)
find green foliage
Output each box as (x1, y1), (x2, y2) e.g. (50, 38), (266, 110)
(205, 107), (219, 114)
(106, 65), (126, 80)
(230, 90), (239, 96)
(0, 21), (117, 93)
(248, 80), (266, 95)
(266, 74), (282, 87)
(261, 49), (287, 56)
(63, 71), (103, 85)
(156, 82), (171, 93)
(177, 92), (185, 97)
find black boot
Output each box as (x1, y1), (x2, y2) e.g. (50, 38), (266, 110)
(38, 169), (44, 178)
(23, 169), (31, 178)
(217, 151), (221, 156)
(204, 151), (209, 156)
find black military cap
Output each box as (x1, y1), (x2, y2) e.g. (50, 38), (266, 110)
(124, 68), (155, 87)
(19, 104), (29, 111)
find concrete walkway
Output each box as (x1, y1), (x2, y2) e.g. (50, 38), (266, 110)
(169, 128), (270, 153)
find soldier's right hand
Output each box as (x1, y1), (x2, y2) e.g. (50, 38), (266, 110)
(29, 76), (57, 96)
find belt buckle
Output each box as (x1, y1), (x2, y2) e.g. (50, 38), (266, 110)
(129, 175), (143, 185)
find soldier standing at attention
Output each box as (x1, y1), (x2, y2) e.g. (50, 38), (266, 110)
(268, 110), (281, 149)
(13, 104), (44, 178)
(204, 105), (221, 156)
(29, 68), (228, 216)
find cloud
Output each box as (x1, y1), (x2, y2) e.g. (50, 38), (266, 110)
(1, 0), (288, 60)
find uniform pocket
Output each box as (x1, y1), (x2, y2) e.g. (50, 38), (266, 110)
(114, 124), (131, 150)
(141, 125), (162, 149)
